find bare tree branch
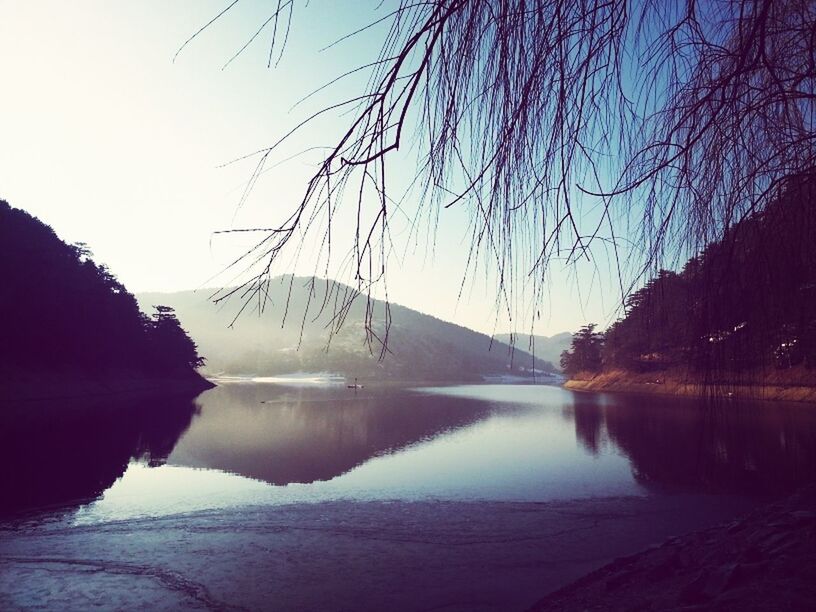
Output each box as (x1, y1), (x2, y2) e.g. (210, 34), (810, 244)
(189, 0), (815, 353)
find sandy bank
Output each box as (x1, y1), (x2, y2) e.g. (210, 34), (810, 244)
(565, 368), (816, 403)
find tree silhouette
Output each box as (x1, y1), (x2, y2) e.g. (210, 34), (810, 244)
(560, 324), (604, 377)
(150, 306), (206, 371)
(594, 173), (816, 376)
(0, 201), (207, 381)
(178, 0), (816, 348)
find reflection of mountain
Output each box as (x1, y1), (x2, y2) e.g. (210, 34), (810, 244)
(0, 394), (200, 516)
(569, 394), (816, 496)
(168, 385), (493, 485)
(138, 276), (557, 381)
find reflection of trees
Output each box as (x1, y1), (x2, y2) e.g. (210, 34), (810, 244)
(572, 400), (604, 455)
(570, 394), (816, 496)
(0, 394), (200, 516)
(168, 385), (494, 486)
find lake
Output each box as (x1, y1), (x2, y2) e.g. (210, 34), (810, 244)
(1, 382), (815, 610)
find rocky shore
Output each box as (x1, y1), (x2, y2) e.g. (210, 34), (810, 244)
(530, 487), (816, 611)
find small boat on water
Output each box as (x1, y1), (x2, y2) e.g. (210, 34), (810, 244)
(347, 377), (364, 389)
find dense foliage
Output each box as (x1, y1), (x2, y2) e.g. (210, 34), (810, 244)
(560, 325), (604, 378)
(0, 201), (204, 376)
(564, 173), (816, 376)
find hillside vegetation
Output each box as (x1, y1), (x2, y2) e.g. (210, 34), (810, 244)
(560, 173), (816, 392)
(0, 200), (209, 395)
(139, 277), (557, 382)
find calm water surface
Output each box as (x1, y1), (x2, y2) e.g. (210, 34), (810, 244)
(3, 382), (814, 522)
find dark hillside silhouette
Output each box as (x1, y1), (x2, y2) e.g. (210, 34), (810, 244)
(0, 200), (209, 393)
(560, 325), (604, 379)
(564, 172), (816, 385)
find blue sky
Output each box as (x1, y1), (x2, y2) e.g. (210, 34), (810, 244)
(0, 0), (626, 336)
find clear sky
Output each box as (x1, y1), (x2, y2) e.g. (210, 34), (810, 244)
(0, 0), (626, 336)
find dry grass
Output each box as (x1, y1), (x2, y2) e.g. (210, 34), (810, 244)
(565, 368), (816, 404)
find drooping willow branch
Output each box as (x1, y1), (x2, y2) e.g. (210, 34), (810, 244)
(179, 0), (816, 354)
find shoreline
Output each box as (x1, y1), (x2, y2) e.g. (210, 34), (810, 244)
(1, 370), (214, 404)
(530, 486), (816, 611)
(564, 369), (816, 403)
(0, 493), (760, 611)
(206, 373), (564, 388)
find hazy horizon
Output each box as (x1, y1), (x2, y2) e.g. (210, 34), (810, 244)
(0, 1), (624, 336)
(136, 278), (572, 339)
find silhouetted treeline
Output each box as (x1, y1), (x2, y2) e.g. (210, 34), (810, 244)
(563, 173), (816, 377)
(0, 201), (205, 380)
(560, 324), (604, 377)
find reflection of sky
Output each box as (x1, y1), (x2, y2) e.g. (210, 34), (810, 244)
(326, 408), (639, 500)
(74, 385), (644, 525)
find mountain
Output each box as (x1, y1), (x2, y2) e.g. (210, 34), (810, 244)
(138, 277), (558, 382)
(494, 332), (572, 370)
(0, 200), (210, 399)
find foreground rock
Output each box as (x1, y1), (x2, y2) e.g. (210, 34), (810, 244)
(531, 487), (816, 611)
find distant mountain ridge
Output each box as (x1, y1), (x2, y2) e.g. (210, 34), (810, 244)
(138, 276), (558, 382)
(494, 333), (572, 370)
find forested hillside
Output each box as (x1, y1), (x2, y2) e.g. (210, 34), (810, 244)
(0, 201), (208, 390)
(139, 278), (558, 382)
(561, 173), (816, 381)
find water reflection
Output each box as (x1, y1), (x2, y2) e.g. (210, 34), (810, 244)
(0, 393), (200, 516)
(572, 399), (606, 454)
(159, 384), (816, 502)
(167, 383), (495, 485)
(567, 393), (816, 496)
(3, 384), (816, 521)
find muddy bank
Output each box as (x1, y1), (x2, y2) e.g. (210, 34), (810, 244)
(565, 369), (816, 403)
(530, 487), (816, 611)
